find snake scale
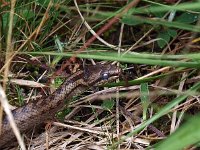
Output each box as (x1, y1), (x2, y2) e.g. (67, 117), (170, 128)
(0, 64), (121, 149)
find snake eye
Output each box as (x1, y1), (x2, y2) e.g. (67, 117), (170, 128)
(102, 73), (109, 80)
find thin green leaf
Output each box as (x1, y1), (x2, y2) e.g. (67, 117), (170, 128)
(133, 2), (200, 14)
(24, 52), (200, 69)
(153, 114), (200, 150)
(121, 15), (144, 25)
(122, 15), (200, 32)
(140, 83), (150, 120)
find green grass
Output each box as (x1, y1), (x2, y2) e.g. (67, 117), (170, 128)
(1, 0), (200, 149)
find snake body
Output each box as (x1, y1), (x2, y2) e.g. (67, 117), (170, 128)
(0, 64), (120, 148)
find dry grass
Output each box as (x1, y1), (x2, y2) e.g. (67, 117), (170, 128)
(1, 0), (200, 149)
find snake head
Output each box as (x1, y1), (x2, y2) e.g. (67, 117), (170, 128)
(83, 64), (121, 86)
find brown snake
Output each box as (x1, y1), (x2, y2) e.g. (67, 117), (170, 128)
(0, 64), (121, 148)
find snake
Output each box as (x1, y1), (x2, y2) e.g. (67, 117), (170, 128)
(0, 64), (121, 148)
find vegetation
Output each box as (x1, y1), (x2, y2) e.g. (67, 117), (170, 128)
(0, 0), (200, 149)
